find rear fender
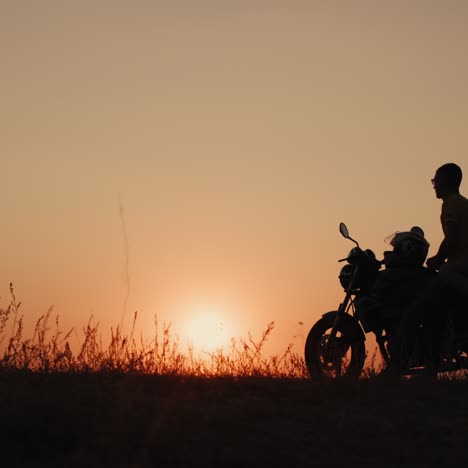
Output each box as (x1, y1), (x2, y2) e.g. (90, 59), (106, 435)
(321, 311), (366, 342)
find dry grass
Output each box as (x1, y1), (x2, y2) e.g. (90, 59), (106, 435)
(6, 283), (456, 380)
(0, 284), (309, 378)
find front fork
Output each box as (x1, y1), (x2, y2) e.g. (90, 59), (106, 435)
(329, 266), (360, 340)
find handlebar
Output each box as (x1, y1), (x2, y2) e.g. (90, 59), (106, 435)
(339, 257), (385, 265)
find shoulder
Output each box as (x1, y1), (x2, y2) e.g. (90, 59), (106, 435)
(443, 194), (465, 209)
(442, 194), (468, 221)
(442, 195), (457, 221)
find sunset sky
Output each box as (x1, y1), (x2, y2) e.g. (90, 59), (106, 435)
(1, 1), (467, 354)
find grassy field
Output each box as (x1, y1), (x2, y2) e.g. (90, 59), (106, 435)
(1, 285), (468, 467)
(2, 372), (468, 467)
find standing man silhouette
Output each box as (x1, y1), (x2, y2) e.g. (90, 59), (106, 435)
(428, 163), (468, 295)
(422, 163), (468, 373)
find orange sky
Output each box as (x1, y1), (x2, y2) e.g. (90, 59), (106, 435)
(1, 1), (467, 355)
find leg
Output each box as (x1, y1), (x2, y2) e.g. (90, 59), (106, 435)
(397, 278), (447, 372)
(421, 279), (457, 373)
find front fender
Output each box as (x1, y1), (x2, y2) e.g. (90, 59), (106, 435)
(321, 311), (366, 342)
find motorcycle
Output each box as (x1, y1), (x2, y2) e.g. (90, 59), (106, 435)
(304, 222), (468, 379)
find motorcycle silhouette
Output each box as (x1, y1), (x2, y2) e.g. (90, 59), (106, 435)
(304, 223), (468, 379)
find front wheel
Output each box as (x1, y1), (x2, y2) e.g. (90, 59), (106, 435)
(304, 313), (365, 380)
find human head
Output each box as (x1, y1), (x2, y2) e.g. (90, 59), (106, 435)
(432, 163), (462, 199)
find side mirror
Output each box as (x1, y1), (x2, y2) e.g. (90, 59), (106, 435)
(339, 223), (350, 239)
(339, 222), (360, 247)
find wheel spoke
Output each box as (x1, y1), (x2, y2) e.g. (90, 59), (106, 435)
(315, 331), (355, 378)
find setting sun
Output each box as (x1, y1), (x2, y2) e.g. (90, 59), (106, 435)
(184, 311), (231, 352)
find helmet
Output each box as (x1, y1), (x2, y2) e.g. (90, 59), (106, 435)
(386, 226), (430, 267)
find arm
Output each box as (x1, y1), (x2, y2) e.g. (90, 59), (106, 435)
(427, 221), (459, 268)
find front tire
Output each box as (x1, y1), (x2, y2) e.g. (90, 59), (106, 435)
(304, 313), (365, 379)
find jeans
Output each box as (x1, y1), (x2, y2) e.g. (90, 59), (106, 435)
(396, 277), (452, 372)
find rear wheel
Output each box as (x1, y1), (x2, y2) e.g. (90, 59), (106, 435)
(304, 314), (365, 379)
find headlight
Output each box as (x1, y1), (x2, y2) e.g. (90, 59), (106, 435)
(339, 264), (355, 290)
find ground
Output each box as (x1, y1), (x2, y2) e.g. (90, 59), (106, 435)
(1, 373), (467, 467)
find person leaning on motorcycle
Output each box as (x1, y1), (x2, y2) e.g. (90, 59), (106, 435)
(427, 163), (468, 295)
(421, 163), (468, 373)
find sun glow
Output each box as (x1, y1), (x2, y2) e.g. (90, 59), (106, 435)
(184, 310), (231, 352)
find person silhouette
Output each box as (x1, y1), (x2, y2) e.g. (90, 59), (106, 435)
(395, 163), (468, 375)
(428, 163), (468, 295)
(421, 163), (468, 374)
